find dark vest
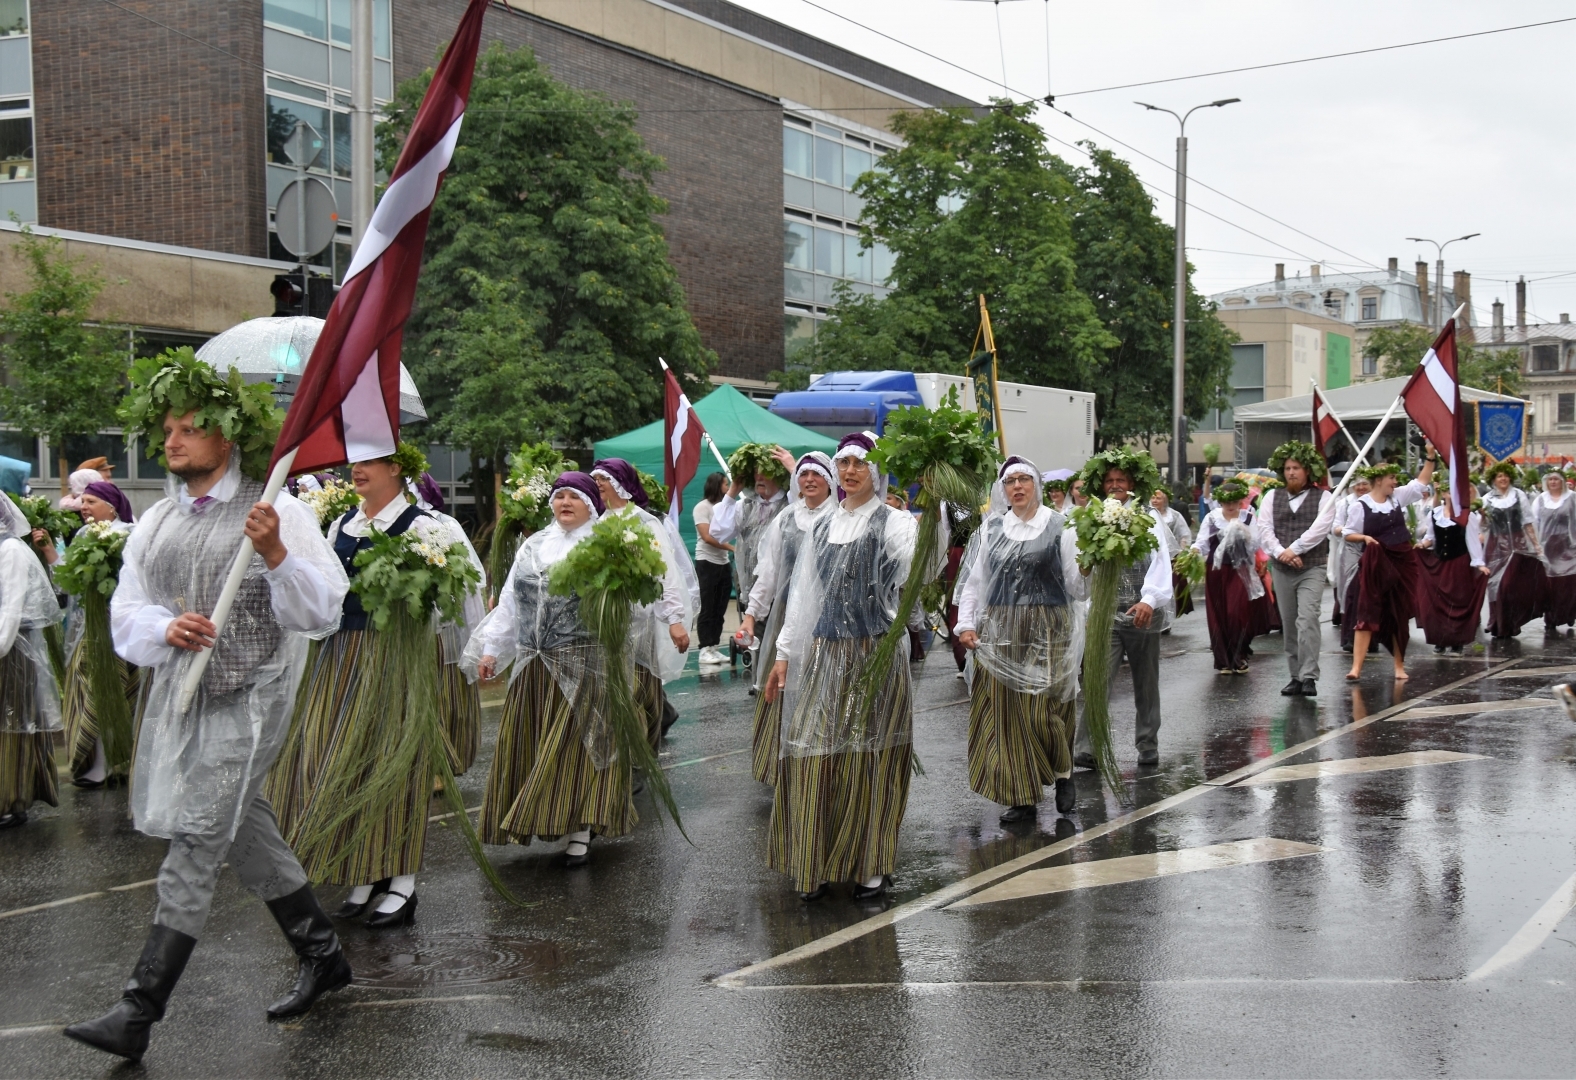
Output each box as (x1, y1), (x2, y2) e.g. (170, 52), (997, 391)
(1433, 517), (1468, 561)
(810, 503), (898, 641)
(1271, 488), (1328, 568)
(982, 513), (1067, 608)
(333, 502), (428, 631)
(1358, 498), (1413, 549)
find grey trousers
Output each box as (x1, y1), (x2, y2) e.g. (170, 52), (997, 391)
(1271, 561), (1325, 681)
(1075, 627), (1162, 757)
(154, 794), (309, 938)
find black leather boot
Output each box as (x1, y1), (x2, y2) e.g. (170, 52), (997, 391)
(264, 884), (354, 1020)
(63, 924), (196, 1062)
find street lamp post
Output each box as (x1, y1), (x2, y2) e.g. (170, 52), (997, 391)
(1405, 233), (1480, 329)
(1137, 98), (1239, 507)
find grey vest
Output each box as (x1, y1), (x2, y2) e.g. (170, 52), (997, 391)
(140, 478), (283, 696)
(1114, 558), (1151, 627)
(1272, 488), (1328, 568)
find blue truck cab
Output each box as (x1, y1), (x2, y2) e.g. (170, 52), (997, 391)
(767, 370), (924, 440)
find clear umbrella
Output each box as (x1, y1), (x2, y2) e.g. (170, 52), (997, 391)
(195, 315), (426, 422)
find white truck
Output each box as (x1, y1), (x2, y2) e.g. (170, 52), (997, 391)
(913, 372), (1096, 473)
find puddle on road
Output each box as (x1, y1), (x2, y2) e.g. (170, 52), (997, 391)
(347, 933), (565, 988)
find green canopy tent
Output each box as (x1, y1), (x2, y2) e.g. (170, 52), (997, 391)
(592, 382), (838, 552)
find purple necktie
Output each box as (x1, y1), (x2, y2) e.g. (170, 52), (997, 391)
(191, 496), (215, 514)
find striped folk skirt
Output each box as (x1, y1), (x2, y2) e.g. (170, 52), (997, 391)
(634, 665), (663, 753)
(267, 629), (433, 885)
(750, 689), (781, 787)
(0, 647), (58, 815)
(966, 668), (1074, 807)
(767, 638), (913, 892)
(60, 642), (140, 780)
(438, 657), (480, 776)
(480, 657), (636, 846)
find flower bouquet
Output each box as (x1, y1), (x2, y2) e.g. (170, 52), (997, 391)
(1071, 448), (1162, 792)
(297, 476), (361, 532)
(548, 509), (684, 832)
(493, 441), (574, 597)
(1171, 546), (1206, 614)
(287, 528), (523, 902)
(727, 442), (790, 487)
(11, 492), (80, 551)
(53, 521), (134, 774)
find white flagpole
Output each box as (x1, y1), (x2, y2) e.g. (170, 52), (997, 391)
(1311, 378), (1365, 457)
(1330, 394), (1404, 499)
(704, 433), (730, 473)
(176, 448), (299, 714)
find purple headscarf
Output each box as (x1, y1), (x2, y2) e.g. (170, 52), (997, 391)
(83, 480), (135, 524)
(551, 471), (605, 518)
(998, 455), (1038, 481)
(417, 471), (445, 513)
(589, 458), (649, 509)
(833, 431), (876, 460)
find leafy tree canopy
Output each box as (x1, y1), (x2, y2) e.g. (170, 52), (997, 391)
(1366, 322), (1524, 395)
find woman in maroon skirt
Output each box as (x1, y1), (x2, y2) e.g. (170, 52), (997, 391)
(1192, 480), (1264, 674)
(1481, 462), (1544, 639)
(1414, 487), (1487, 654)
(1344, 453), (1436, 682)
(1533, 472), (1576, 636)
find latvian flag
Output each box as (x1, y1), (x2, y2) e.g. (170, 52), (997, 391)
(662, 358), (705, 529)
(1399, 321), (1472, 524)
(1312, 385), (1343, 457)
(270, 0), (489, 473)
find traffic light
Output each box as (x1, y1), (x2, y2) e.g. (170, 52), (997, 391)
(271, 274), (305, 317)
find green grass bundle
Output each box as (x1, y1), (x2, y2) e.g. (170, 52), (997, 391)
(53, 521), (134, 774)
(548, 509), (684, 834)
(637, 468), (669, 514)
(727, 442), (789, 487)
(1171, 546), (1206, 616)
(494, 441), (575, 598)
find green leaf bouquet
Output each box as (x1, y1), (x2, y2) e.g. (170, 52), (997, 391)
(493, 441), (575, 597)
(727, 442), (789, 487)
(548, 509), (683, 833)
(54, 521), (135, 775)
(1171, 546), (1206, 614)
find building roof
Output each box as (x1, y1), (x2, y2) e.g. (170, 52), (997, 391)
(1233, 376), (1522, 424)
(1210, 268), (1468, 327)
(1476, 321), (1576, 346)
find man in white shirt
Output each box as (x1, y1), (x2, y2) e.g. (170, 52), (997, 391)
(1072, 459), (1174, 770)
(1256, 442), (1339, 697)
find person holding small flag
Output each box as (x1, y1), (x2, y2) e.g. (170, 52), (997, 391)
(1254, 441), (1338, 696)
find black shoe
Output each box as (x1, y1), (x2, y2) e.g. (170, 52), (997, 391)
(364, 891), (417, 929)
(799, 883), (829, 903)
(1072, 754), (1097, 772)
(1054, 777), (1076, 815)
(563, 841), (591, 869)
(333, 877), (391, 920)
(264, 885), (354, 1020)
(1280, 679), (1304, 696)
(0, 809), (26, 829)
(63, 924), (196, 1062)
(71, 775), (106, 790)
(1137, 750), (1160, 767)
(999, 804), (1036, 824)
(850, 877), (889, 901)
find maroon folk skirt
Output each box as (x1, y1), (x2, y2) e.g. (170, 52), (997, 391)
(1352, 542), (1418, 654)
(1414, 551), (1488, 647)
(1487, 553), (1545, 637)
(1542, 569), (1576, 629)
(1203, 564), (1256, 670)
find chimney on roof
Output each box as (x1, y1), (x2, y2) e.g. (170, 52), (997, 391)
(1416, 261), (1430, 323)
(1274, 263), (1285, 291)
(1387, 257), (1398, 279)
(1311, 264), (1321, 286)
(1453, 270), (1471, 322)
(1492, 299), (1505, 342)
(1517, 276), (1527, 330)
(1563, 313), (1571, 324)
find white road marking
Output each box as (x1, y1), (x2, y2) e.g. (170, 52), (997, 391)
(345, 993), (509, 1008)
(0, 878), (155, 921)
(714, 658), (1522, 989)
(733, 977), (1428, 992)
(946, 838), (1323, 908)
(428, 805), (482, 823)
(663, 748), (750, 769)
(0, 1023), (64, 1038)
(1391, 698), (1557, 719)
(1238, 750), (1485, 786)
(1466, 870), (1576, 981)
(1489, 665), (1576, 679)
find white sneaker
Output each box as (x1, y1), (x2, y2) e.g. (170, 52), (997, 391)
(699, 647), (725, 665)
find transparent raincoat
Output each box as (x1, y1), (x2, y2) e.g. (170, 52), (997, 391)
(462, 522), (618, 768)
(775, 498), (917, 758)
(0, 499), (65, 735)
(953, 504), (1086, 701)
(1481, 487), (1539, 604)
(733, 490), (787, 614)
(118, 462), (347, 840)
(1193, 508), (1265, 601)
(1533, 488), (1576, 579)
(747, 496), (832, 680)
(614, 504), (696, 683)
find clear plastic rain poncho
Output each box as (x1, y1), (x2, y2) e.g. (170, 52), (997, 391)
(1480, 485), (1538, 604)
(1194, 507), (1265, 601)
(461, 510), (619, 769)
(775, 460), (918, 759)
(733, 489), (787, 614)
(117, 457), (348, 841)
(747, 453), (835, 675)
(1534, 482), (1576, 579)
(613, 503), (695, 683)
(955, 458), (1086, 701)
(0, 498), (65, 735)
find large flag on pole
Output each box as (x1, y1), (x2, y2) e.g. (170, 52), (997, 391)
(661, 358), (704, 530)
(269, 0), (489, 474)
(1312, 385), (1344, 456)
(1400, 320), (1471, 524)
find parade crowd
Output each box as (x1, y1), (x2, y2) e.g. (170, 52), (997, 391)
(0, 352), (1564, 1065)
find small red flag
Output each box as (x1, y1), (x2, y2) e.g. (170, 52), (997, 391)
(1399, 321), (1471, 524)
(1312, 385), (1343, 457)
(662, 358), (705, 529)
(270, 0), (489, 474)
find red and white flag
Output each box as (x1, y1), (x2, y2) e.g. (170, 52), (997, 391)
(661, 358), (704, 529)
(270, 0), (489, 474)
(1400, 321), (1471, 524)
(1312, 385), (1344, 457)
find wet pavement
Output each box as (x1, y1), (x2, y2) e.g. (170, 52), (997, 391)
(4, 591), (1575, 1077)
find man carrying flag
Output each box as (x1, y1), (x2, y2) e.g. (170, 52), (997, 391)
(1399, 320), (1473, 526)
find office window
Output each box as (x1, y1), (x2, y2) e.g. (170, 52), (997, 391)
(0, 0), (28, 34)
(0, 113), (30, 180)
(1203, 343), (1265, 430)
(782, 220), (811, 270)
(783, 126), (811, 178)
(1559, 393), (1575, 425)
(1362, 352), (1378, 376)
(1532, 343), (1559, 372)
(1361, 296), (1378, 320)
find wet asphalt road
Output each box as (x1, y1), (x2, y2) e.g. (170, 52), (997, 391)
(3, 591), (1575, 1078)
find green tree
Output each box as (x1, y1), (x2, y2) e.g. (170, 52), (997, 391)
(1063, 146), (1235, 448)
(384, 42), (714, 519)
(1366, 323), (1523, 395)
(0, 224), (126, 491)
(813, 102), (1115, 391)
